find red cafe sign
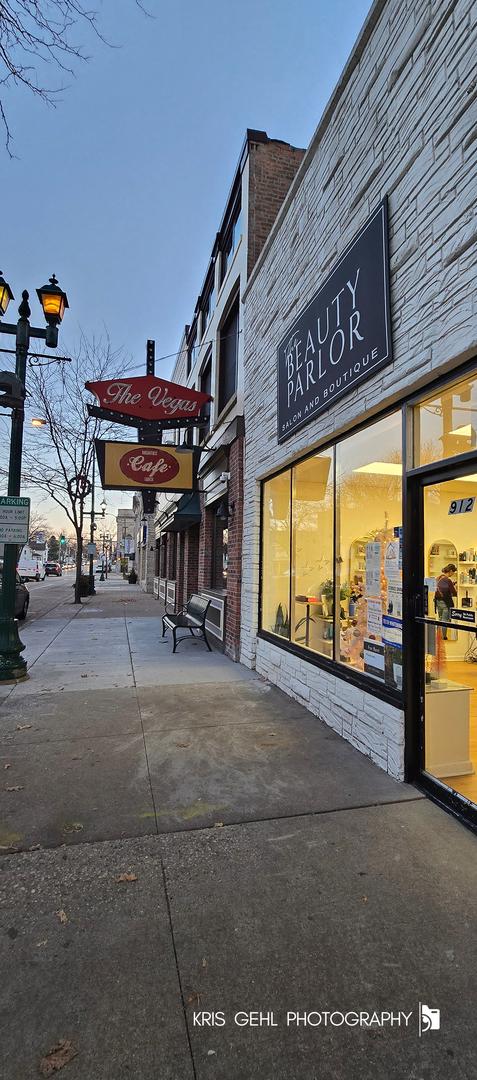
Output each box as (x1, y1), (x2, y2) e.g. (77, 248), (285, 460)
(86, 375), (212, 422)
(119, 446), (179, 484)
(95, 439), (196, 492)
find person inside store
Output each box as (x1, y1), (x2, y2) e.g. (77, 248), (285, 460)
(434, 564), (457, 639)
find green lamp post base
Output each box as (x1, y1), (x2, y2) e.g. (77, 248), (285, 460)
(0, 615), (27, 682)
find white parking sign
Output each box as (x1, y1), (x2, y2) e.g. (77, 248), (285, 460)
(0, 496), (31, 544)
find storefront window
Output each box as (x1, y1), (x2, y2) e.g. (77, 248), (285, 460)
(415, 373), (477, 466)
(291, 451), (334, 657)
(262, 472), (291, 638)
(336, 412), (402, 689)
(212, 505), (228, 589)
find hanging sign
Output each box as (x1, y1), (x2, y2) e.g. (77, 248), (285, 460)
(95, 440), (197, 492)
(86, 375), (212, 423)
(0, 496), (30, 544)
(277, 199), (392, 442)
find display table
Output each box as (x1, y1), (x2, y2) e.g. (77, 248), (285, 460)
(425, 678), (474, 778)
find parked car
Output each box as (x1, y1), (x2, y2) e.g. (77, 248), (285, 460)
(17, 554), (44, 582)
(0, 563), (30, 620)
(44, 562), (62, 577)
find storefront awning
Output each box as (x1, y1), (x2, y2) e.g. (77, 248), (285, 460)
(163, 492), (201, 533)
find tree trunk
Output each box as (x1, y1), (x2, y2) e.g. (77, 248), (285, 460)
(74, 528), (83, 604)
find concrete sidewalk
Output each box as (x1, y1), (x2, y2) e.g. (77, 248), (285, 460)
(0, 579), (475, 1079)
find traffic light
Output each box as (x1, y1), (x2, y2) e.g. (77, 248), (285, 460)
(60, 535), (66, 546)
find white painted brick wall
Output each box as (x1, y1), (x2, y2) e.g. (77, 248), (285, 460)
(240, 0), (477, 780)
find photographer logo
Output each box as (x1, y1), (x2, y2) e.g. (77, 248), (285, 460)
(419, 1004), (441, 1036)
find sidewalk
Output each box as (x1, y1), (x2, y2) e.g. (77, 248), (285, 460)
(0, 579), (476, 1079)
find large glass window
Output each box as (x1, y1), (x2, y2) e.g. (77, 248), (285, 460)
(291, 450), (334, 657)
(336, 412), (402, 689)
(260, 411), (403, 692)
(262, 472), (291, 638)
(415, 373), (477, 466)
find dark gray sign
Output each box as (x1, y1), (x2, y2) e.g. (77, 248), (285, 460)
(277, 199), (392, 443)
(450, 608), (476, 624)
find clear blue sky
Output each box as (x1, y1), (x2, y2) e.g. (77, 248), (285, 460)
(1, 0), (371, 531)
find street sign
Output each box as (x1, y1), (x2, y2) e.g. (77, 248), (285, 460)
(94, 439), (198, 493)
(0, 496), (30, 544)
(86, 542), (97, 556)
(85, 375), (212, 423)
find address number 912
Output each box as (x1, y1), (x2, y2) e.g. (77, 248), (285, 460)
(448, 497), (475, 515)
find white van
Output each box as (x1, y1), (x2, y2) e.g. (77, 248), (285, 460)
(17, 554), (44, 582)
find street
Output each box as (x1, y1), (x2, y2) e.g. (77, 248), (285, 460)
(0, 578), (476, 1080)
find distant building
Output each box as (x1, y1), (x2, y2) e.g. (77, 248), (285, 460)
(154, 129), (305, 656)
(116, 508), (135, 560)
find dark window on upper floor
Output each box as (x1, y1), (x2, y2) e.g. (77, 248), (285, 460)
(220, 200), (242, 286)
(187, 324), (197, 377)
(199, 355), (212, 438)
(201, 278), (215, 339)
(218, 298), (239, 415)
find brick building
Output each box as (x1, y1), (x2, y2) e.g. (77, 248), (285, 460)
(240, 0), (477, 830)
(154, 130), (305, 658)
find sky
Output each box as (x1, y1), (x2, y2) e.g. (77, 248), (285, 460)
(1, 0), (371, 535)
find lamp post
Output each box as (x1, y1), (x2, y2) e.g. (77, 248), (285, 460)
(0, 272), (68, 682)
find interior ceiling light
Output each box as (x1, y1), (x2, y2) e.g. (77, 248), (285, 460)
(449, 424), (473, 437)
(353, 462), (402, 475)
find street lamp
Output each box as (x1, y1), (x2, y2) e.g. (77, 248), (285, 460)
(0, 271), (68, 682)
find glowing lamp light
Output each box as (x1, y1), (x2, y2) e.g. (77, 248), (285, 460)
(31, 418), (47, 428)
(0, 272), (14, 318)
(36, 274), (69, 325)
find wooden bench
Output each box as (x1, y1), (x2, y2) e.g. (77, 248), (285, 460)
(162, 593), (212, 654)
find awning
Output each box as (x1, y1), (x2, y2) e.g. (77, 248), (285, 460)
(163, 492), (201, 533)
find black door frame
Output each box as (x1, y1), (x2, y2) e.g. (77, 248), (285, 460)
(405, 456), (477, 832)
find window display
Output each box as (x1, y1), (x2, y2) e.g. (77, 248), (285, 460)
(336, 413), (403, 689)
(291, 451), (334, 657)
(262, 472), (291, 638)
(260, 410), (403, 691)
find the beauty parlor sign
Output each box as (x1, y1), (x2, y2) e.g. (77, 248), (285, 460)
(277, 199), (392, 443)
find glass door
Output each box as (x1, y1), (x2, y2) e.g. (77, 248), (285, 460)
(415, 468), (477, 819)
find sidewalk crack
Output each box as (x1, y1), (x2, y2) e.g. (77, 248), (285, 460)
(124, 612), (160, 837)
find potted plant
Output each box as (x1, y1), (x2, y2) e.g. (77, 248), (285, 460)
(128, 568), (138, 585)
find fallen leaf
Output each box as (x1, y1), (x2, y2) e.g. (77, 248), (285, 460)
(29, 844), (41, 851)
(3, 763), (12, 770)
(202, 957), (207, 969)
(214, 822), (224, 828)
(39, 1038), (78, 1076)
(62, 822), (83, 834)
(175, 742), (190, 748)
(361, 896), (368, 903)
(186, 991), (200, 1006)
(116, 872), (137, 883)
(80, 674), (88, 679)
(36, 940), (48, 947)
(5, 785), (23, 792)
(56, 910), (68, 924)
(16, 724), (32, 731)
(207, 1050), (216, 1056)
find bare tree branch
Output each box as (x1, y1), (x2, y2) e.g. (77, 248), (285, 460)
(0, 331), (127, 601)
(0, 1), (151, 154)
